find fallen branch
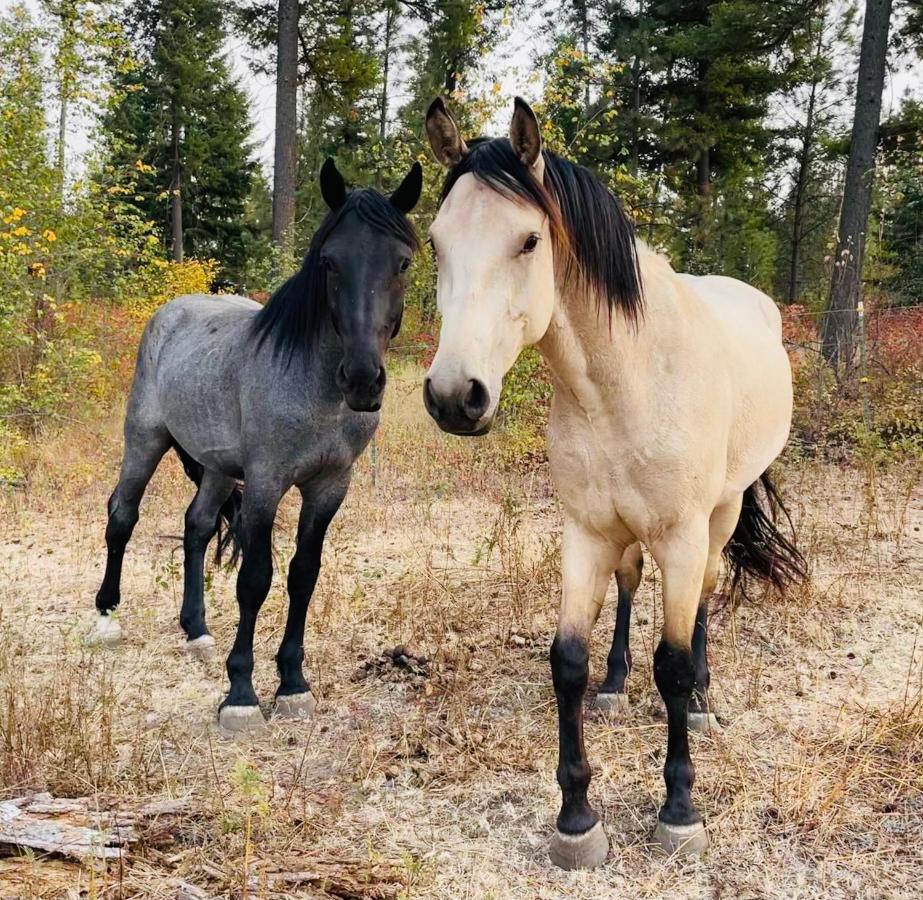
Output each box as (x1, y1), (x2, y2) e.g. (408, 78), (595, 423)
(0, 793), (192, 862)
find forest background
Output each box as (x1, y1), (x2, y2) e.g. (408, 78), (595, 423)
(0, 0), (921, 480)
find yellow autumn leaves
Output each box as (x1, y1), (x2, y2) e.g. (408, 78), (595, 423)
(0, 206), (59, 266)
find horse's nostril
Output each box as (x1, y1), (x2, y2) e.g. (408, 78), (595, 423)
(335, 361), (348, 389)
(423, 378), (441, 417)
(375, 366), (387, 391)
(462, 379), (490, 421)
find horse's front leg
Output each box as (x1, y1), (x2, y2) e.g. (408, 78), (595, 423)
(218, 478), (282, 733)
(649, 519), (711, 855)
(548, 519), (621, 870)
(274, 479), (348, 720)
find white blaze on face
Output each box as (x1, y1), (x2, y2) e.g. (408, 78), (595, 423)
(426, 173), (556, 427)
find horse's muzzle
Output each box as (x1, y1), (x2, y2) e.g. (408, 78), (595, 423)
(423, 376), (492, 435)
(338, 361), (386, 412)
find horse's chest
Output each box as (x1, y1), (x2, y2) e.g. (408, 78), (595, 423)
(546, 407), (643, 538)
(293, 412), (377, 482)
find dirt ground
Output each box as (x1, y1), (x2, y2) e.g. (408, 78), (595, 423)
(1, 364), (921, 899)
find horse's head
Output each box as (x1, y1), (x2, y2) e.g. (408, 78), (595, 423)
(316, 159), (423, 411)
(422, 97), (558, 435)
(422, 97), (642, 435)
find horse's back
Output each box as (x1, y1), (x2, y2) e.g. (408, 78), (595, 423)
(677, 274), (781, 339)
(127, 294), (260, 470)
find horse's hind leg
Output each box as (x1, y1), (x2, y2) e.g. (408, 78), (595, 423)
(180, 470), (237, 660)
(596, 542), (643, 714)
(273, 479), (348, 720)
(90, 423), (171, 645)
(688, 495), (743, 734)
(648, 518), (711, 856)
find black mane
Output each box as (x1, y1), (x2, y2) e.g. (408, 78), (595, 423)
(251, 188), (420, 364)
(440, 139), (643, 322)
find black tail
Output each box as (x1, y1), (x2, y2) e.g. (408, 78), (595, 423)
(171, 441), (242, 568)
(723, 471), (807, 597)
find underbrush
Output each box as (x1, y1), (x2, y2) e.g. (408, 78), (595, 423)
(783, 302), (923, 464)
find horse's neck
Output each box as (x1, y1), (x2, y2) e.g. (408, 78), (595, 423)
(270, 321), (343, 401)
(538, 278), (649, 417)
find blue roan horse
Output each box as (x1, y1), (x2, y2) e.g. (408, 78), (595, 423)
(90, 159), (422, 731)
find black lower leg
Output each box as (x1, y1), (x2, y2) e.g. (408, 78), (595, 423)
(276, 546), (321, 696)
(180, 517), (216, 641)
(179, 478), (234, 641)
(95, 492), (139, 614)
(653, 639), (701, 825)
(551, 634), (598, 835)
(600, 585), (633, 694)
(277, 498), (340, 697)
(689, 601), (710, 714)
(223, 526), (273, 709)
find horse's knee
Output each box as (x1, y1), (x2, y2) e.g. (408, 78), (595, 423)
(551, 634), (590, 696)
(654, 640), (695, 701)
(237, 556), (272, 604)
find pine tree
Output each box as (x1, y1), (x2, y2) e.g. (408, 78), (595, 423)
(401, 1), (509, 133)
(102, 0), (256, 276)
(272, 0), (299, 259)
(779, 0), (857, 302)
(821, 0), (893, 365)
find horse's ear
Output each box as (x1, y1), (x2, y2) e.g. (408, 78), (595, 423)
(510, 97), (542, 168)
(390, 161), (423, 214)
(425, 97), (467, 167)
(320, 157), (347, 210)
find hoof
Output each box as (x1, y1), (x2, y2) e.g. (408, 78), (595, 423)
(85, 614), (122, 647)
(218, 705), (267, 734)
(274, 692), (317, 720)
(595, 691), (629, 715)
(688, 711), (721, 733)
(549, 821), (609, 870)
(183, 634), (217, 661)
(653, 820), (709, 856)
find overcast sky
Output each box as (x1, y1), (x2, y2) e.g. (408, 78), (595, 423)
(2, 0), (920, 178)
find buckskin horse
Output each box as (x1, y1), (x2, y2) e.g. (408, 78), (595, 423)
(422, 96), (805, 867)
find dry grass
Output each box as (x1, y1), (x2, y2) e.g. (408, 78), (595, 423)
(0, 361), (921, 899)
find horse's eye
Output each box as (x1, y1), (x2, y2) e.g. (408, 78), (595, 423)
(399, 257), (411, 273)
(520, 233), (540, 255)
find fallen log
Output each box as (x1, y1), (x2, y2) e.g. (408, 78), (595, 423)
(0, 793), (192, 862)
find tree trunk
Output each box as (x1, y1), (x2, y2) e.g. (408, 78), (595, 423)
(170, 105), (183, 263)
(272, 0), (299, 258)
(379, 1), (395, 142)
(821, 0), (893, 366)
(696, 146), (710, 197)
(56, 93), (68, 194)
(578, 0), (591, 108)
(788, 73), (818, 303)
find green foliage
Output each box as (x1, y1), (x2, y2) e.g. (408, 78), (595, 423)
(877, 99), (923, 304)
(0, 3), (219, 476)
(101, 0), (259, 284)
